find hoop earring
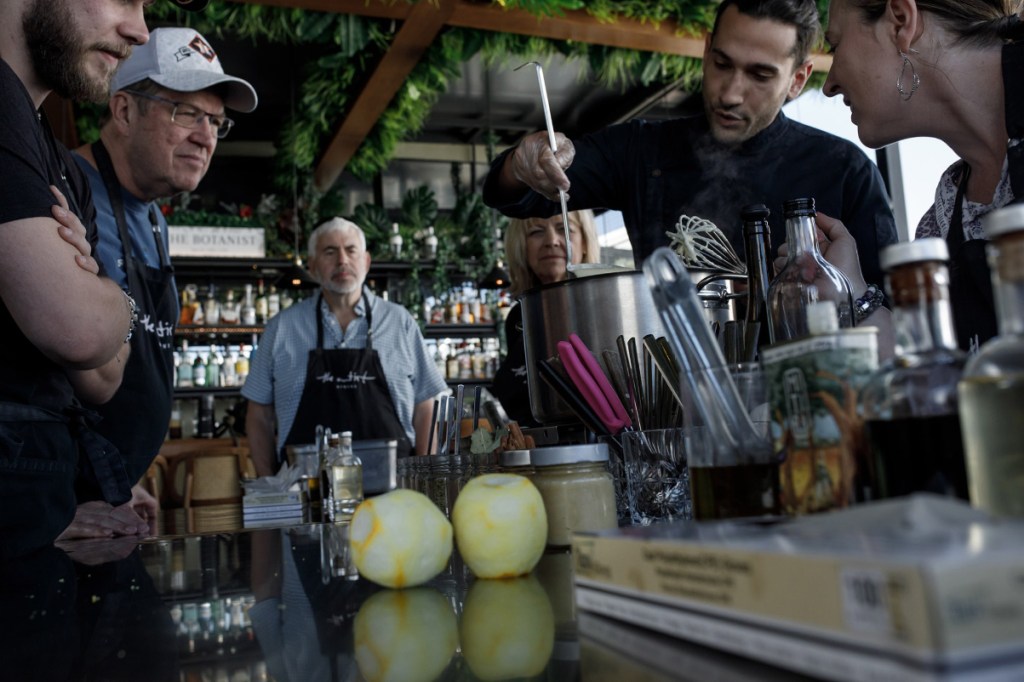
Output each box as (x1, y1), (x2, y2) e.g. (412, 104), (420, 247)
(896, 50), (920, 101)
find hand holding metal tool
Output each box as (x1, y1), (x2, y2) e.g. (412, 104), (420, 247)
(516, 61), (577, 275)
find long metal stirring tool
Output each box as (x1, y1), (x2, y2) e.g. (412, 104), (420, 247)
(516, 61), (576, 277)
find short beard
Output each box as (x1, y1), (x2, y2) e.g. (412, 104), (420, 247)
(23, 0), (123, 103)
(321, 279), (362, 297)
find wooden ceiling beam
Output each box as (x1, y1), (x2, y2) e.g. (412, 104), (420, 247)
(227, 0), (831, 187)
(312, 0), (457, 190)
(228, 0), (831, 69)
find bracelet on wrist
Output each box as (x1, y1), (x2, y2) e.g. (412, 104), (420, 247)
(854, 283), (885, 324)
(122, 289), (138, 343)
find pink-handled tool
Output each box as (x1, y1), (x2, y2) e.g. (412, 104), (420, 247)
(568, 333), (632, 428)
(557, 339), (630, 435)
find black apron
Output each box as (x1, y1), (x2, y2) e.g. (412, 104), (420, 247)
(86, 141), (178, 487)
(946, 165), (998, 352)
(281, 291), (412, 462)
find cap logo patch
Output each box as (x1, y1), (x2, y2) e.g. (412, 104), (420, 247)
(172, 46), (193, 62)
(188, 34), (217, 63)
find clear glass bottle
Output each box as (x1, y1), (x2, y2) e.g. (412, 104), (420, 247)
(240, 283), (257, 326)
(177, 341), (194, 388)
(206, 346), (221, 387)
(741, 203), (774, 353)
(859, 238), (968, 501)
(321, 431), (363, 521)
(193, 352), (207, 387)
(767, 197), (854, 342)
(959, 204), (1024, 517)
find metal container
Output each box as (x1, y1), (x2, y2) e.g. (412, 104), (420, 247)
(520, 270), (663, 424)
(692, 269), (744, 331)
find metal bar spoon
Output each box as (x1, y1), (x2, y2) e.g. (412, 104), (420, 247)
(516, 61), (577, 277)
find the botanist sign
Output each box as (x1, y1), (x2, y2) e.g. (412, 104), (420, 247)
(168, 226), (266, 258)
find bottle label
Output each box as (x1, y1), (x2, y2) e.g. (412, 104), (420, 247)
(761, 328), (879, 516)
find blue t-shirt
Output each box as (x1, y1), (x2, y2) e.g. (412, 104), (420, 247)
(71, 154), (174, 293)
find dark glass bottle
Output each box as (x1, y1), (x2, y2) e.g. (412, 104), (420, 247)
(767, 198), (854, 342)
(959, 205), (1024, 517)
(859, 238), (968, 501)
(741, 203), (774, 353)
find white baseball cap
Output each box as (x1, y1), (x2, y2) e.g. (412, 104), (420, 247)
(112, 27), (257, 113)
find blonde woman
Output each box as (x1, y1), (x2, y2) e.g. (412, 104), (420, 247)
(491, 210), (600, 426)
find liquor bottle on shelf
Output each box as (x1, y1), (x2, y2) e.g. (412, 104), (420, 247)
(389, 222), (403, 259)
(767, 197), (854, 343)
(241, 283), (257, 326)
(267, 285), (281, 318)
(280, 288), (295, 310)
(958, 204), (1024, 517)
(423, 225), (438, 260)
(221, 349), (238, 387)
(445, 345), (459, 380)
(220, 289), (240, 325)
(321, 431), (362, 521)
(859, 239), (968, 501)
(235, 346), (250, 385)
(741, 203), (774, 353)
(433, 342), (446, 378)
(206, 347), (222, 388)
(203, 285), (220, 325)
(177, 341), (194, 388)
(193, 353), (207, 387)
(179, 286), (196, 325)
(254, 278), (268, 323)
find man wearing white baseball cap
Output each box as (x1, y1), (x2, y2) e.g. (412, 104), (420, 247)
(0, 0), (213, 556)
(58, 26), (258, 540)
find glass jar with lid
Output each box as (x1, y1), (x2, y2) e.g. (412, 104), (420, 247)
(498, 449), (534, 476)
(529, 444), (618, 547)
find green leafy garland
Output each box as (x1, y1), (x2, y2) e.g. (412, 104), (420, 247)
(80, 0), (827, 273)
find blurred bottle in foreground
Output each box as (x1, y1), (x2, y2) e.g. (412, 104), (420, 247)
(959, 204), (1024, 517)
(859, 239), (968, 501)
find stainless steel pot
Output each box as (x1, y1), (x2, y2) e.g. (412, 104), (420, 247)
(520, 270), (664, 425)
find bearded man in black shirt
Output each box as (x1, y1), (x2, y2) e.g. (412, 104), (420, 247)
(0, 0), (207, 557)
(484, 0), (899, 290)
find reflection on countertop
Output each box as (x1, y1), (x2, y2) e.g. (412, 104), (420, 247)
(0, 513), (808, 682)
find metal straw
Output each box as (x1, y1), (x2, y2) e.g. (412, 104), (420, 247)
(426, 399), (440, 456)
(453, 384), (465, 456)
(516, 61), (576, 276)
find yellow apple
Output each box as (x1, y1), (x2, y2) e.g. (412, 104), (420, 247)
(460, 575), (555, 680)
(452, 473), (547, 579)
(349, 489), (453, 588)
(354, 588), (459, 682)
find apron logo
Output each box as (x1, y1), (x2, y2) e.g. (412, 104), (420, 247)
(317, 370), (377, 387)
(139, 313), (176, 339)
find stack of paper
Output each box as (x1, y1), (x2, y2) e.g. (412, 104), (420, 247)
(572, 496), (1024, 681)
(242, 489), (304, 527)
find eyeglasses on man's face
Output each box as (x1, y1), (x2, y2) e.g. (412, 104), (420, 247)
(123, 90), (234, 139)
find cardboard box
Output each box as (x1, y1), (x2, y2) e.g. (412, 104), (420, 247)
(572, 496), (1024, 680)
